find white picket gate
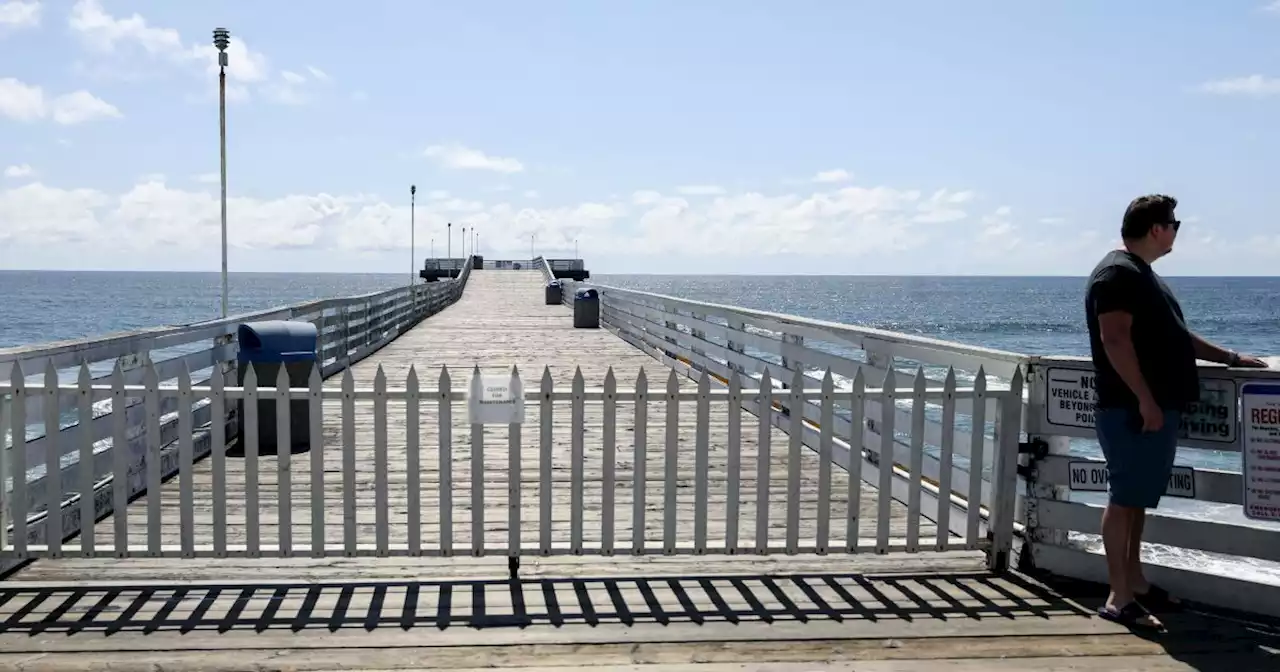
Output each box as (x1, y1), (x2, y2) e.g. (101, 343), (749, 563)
(1, 359), (1022, 573)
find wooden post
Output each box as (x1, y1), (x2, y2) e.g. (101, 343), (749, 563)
(726, 318), (747, 374)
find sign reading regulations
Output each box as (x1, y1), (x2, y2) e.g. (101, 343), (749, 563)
(1242, 382), (1280, 522)
(1043, 367), (1238, 444)
(466, 371), (525, 425)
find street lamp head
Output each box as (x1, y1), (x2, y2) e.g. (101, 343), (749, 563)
(410, 184), (416, 196)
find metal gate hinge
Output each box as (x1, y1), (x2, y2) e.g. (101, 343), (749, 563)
(1018, 438), (1049, 460)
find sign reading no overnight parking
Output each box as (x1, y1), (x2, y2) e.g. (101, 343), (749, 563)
(1043, 367), (1237, 444)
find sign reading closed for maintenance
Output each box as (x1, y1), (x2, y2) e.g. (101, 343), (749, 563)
(466, 372), (525, 425)
(1044, 367), (1237, 444)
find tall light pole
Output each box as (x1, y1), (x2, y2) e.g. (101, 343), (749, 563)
(575, 238), (579, 259)
(530, 234), (534, 260)
(410, 184), (416, 315)
(213, 27), (230, 318)
(431, 237), (434, 257)
(462, 226), (467, 259)
(447, 222), (452, 259)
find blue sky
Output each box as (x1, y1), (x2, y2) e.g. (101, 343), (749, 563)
(1, 0), (1278, 274)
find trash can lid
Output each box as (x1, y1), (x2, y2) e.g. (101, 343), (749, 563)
(237, 320), (319, 363)
(547, 279), (561, 287)
(574, 287), (599, 299)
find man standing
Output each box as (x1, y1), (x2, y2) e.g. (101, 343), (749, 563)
(1084, 194), (1266, 630)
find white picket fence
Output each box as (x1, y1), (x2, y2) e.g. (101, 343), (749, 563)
(0, 360), (1022, 567)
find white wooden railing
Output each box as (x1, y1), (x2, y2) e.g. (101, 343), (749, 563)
(1021, 356), (1280, 617)
(0, 361), (1022, 567)
(0, 259), (471, 571)
(539, 274), (1280, 617)
(546, 275), (1028, 563)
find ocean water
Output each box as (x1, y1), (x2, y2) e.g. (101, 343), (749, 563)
(3, 271), (1279, 582)
(0, 271), (410, 349)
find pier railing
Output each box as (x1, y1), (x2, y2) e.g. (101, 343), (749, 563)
(1021, 356), (1280, 617)
(548, 276), (1280, 616)
(0, 361), (1022, 565)
(553, 279), (1026, 559)
(0, 261), (471, 571)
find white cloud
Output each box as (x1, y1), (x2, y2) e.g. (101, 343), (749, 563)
(0, 1), (40, 30)
(9, 173), (1266, 274)
(0, 77), (121, 124)
(194, 172), (220, 184)
(306, 66), (330, 81)
(1198, 75), (1280, 97)
(812, 169), (853, 183)
(50, 89), (122, 123)
(523, 190), (540, 199)
(423, 143), (524, 173)
(4, 164), (33, 178)
(67, 0), (318, 104)
(1264, 1), (1280, 15)
(631, 190), (662, 205)
(675, 185), (726, 196)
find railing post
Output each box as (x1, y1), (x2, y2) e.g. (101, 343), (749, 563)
(0, 389), (10, 553)
(780, 333), (804, 395)
(663, 305), (680, 362)
(987, 368), (1024, 572)
(1020, 362), (1068, 570)
(689, 312), (707, 370)
(726, 318), (747, 374)
(341, 305), (352, 368)
(214, 333), (236, 440)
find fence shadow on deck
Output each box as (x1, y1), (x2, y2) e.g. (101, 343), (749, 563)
(0, 570), (1089, 636)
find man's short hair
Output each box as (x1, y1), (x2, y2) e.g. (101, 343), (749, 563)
(1121, 194), (1178, 240)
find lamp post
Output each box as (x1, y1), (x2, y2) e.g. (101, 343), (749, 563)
(575, 238), (578, 259)
(213, 27), (231, 318)
(462, 226), (467, 259)
(530, 234), (534, 261)
(448, 222), (452, 259)
(410, 184), (416, 315)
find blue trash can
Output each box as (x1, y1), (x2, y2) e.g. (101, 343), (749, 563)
(234, 320), (318, 455)
(545, 280), (563, 306)
(573, 288), (599, 329)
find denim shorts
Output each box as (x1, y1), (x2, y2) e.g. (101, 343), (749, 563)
(1094, 407), (1181, 509)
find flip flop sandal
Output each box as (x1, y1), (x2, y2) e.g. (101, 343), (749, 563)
(1097, 601), (1165, 632)
(1136, 584), (1183, 611)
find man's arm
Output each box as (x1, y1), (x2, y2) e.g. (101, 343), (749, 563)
(1191, 333), (1268, 367)
(1098, 310), (1156, 406)
(1191, 332), (1237, 365)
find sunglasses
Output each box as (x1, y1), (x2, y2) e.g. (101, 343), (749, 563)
(1161, 220), (1181, 232)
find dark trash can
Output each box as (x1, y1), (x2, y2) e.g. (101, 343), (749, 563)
(234, 320), (318, 456)
(472, 255), (484, 269)
(545, 280), (563, 306)
(573, 288), (600, 329)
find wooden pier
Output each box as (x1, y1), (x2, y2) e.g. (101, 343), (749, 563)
(1, 263), (1278, 670)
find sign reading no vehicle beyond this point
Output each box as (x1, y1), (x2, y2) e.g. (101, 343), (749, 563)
(1043, 367), (1237, 445)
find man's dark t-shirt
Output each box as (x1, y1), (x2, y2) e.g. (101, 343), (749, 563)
(1084, 250), (1199, 411)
